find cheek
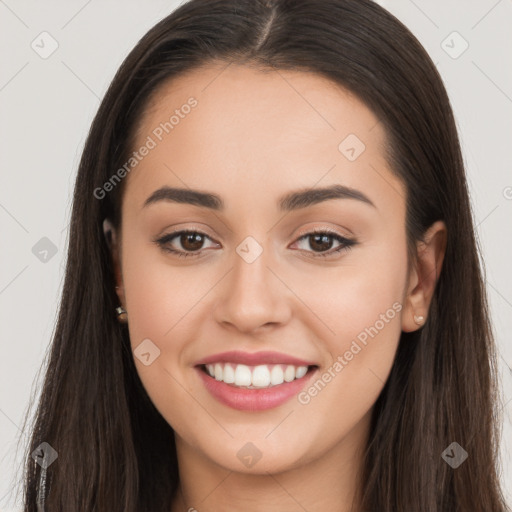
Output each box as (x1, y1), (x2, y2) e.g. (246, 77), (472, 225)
(121, 235), (204, 346)
(120, 241), (206, 427)
(120, 237), (220, 413)
(288, 237), (407, 348)
(291, 240), (407, 436)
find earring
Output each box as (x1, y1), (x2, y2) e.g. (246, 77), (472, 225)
(413, 314), (425, 325)
(116, 306), (128, 323)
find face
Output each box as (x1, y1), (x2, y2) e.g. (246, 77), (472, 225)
(113, 62), (412, 475)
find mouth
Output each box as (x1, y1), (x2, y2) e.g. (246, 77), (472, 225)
(195, 362), (319, 411)
(198, 362), (318, 389)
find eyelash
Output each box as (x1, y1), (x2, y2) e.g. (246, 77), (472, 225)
(154, 228), (357, 259)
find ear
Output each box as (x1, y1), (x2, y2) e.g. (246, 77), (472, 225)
(103, 218), (125, 307)
(401, 220), (447, 333)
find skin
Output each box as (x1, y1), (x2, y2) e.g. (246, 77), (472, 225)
(108, 62), (446, 512)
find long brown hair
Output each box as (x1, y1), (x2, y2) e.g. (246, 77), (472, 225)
(16, 0), (509, 510)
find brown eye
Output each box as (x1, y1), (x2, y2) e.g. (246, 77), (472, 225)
(154, 230), (218, 258)
(308, 233), (335, 252)
(292, 230), (357, 258)
(180, 232), (206, 251)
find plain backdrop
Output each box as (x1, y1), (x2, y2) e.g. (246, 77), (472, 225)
(0, 1), (511, 510)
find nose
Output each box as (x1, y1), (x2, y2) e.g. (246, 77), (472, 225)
(213, 240), (292, 334)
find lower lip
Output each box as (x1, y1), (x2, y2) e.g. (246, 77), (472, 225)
(196, 366), (318, 411)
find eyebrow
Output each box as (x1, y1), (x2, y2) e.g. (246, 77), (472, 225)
(143, 184), (376, 211)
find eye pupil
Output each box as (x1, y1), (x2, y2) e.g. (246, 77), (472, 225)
(310, 234), (333, 252)
(181, 233), (204, 251)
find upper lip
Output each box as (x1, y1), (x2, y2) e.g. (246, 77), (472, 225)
(194, 350), (317, 367)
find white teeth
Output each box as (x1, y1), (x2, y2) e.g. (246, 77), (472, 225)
(251, 365), (271, 387)
(234, 364), (252, 386)
(295, 366), (308, 379)
(214, 363), (223, 381)
(284, 365), (296, 382)
(270, 365), (284, 385)
(223, 364), (235, 383)
(203, 363), (310, 387)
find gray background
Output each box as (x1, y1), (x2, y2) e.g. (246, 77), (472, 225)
(0, 0), (511, 509)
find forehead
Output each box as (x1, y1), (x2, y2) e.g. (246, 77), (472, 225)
(124, 62), (404, 216)
(137, 61), (382, 152)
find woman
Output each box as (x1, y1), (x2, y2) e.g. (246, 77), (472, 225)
(19, 0), (509, 510)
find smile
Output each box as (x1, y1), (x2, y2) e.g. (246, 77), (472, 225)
(196, 362), (318, 411)
(203, 362), (309, 388)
